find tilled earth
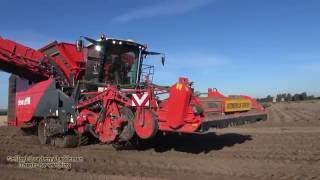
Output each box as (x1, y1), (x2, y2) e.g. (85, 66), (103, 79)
(0, 100), (320, 180)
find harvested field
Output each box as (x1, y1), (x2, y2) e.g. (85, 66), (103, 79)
(0, 100), (319, 180)
(0, 116), (7, 127)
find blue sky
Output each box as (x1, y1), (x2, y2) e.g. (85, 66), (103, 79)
(0, 0), (319, 107)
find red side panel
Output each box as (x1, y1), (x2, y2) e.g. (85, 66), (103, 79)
(15, 79), (54, 126)
(157, 78), (203, 133)
(39, 42), (85, 82)
(54, 43), (85, 79)
(163, 78), (192, 129)
(56, 43), (85, 64)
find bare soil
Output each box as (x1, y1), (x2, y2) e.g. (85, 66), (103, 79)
(0, 100), (320, 180)
(0, 116), (7, 126)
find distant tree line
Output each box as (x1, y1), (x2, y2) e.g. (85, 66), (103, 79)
(257, 92), (320, 103)
(0, 109), (7, 115)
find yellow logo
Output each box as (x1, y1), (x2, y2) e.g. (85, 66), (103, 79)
(225, 98), (252, 112)
(176, 83), (183, 91)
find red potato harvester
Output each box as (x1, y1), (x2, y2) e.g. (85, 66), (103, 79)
(0, 35), (267, 148)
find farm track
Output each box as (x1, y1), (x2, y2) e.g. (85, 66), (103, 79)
(0, 100), (320, 180)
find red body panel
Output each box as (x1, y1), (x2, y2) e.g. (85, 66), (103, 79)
(14, 79), (53, 126)
(39, 42), (85, 83)
(157, 78), (203, 133)
(162, 78), (193, 129)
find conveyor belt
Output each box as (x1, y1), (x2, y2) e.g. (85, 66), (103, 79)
(0, 37), (50, 81)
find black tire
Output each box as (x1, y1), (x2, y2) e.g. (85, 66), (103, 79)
(118, 107), (135, 142)
(37, 120), (50, 144)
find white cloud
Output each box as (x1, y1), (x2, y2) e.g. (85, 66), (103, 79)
(113, 0), (214, 22)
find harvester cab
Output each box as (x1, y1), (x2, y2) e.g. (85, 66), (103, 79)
(79, 35), (162, 89)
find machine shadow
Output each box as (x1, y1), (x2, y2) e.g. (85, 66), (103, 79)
(137, 132), (252, 154)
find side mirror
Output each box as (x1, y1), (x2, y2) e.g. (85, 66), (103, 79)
(161, 55), (165, 66)
(76, 39), (84, 52)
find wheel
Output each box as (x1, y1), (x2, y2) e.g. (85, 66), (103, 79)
(118, 107), (135, 142)
(37, 120), (50, 144)
(134, 109), (158, 139)
(98, 106), (136, 145)
(111, 107), (137, 150)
